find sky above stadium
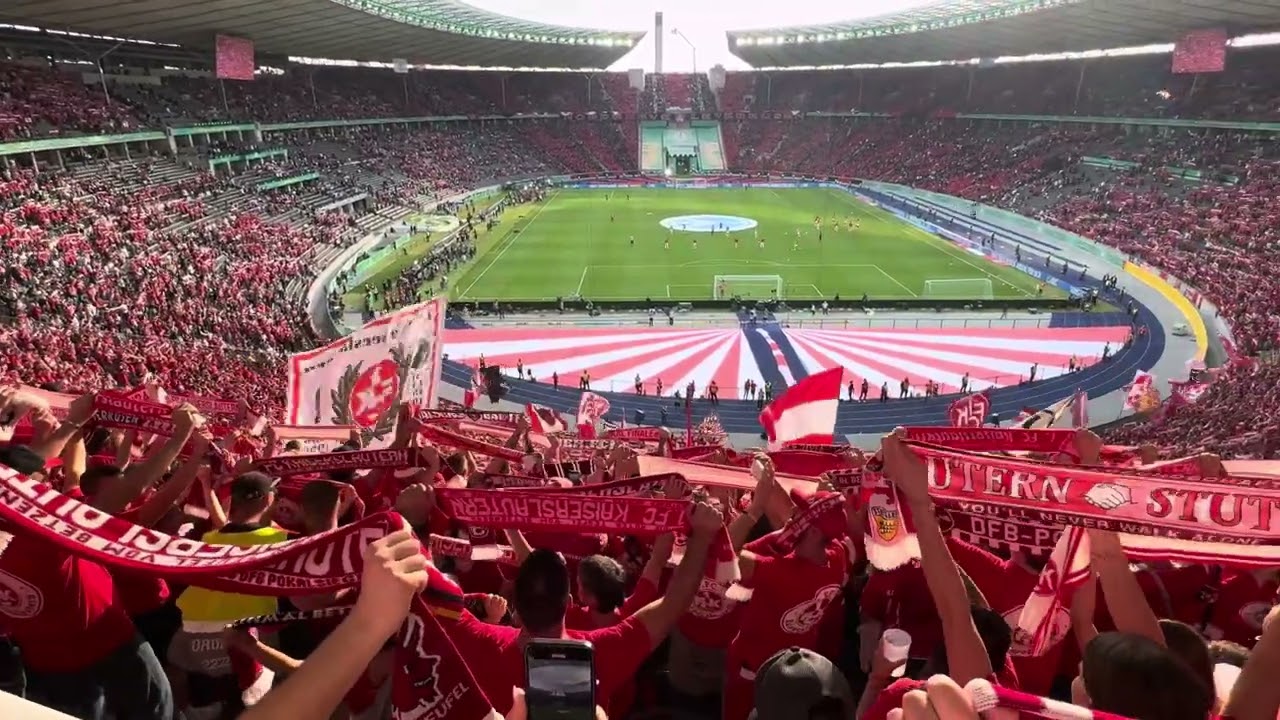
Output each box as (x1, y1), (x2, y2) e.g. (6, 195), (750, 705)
(463, 0), (948, 70)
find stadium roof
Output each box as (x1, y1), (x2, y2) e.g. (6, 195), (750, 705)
(728, 0), (1280, 67)
(0, 0), (643, 69)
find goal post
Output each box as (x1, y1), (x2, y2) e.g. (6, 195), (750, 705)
(714, 274), (785, 300)
(922, 278), (994, 300)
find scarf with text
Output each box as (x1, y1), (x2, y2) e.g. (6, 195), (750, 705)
(92, 392), (190, 436)
(0, 465), (495, 719)
(418, 424), (525, 464)
(251, 448), (429, 478)
(428, 533), (517, 565)
(393, 595), (499, 720)
(435, 482), (738, 583)
(864, 430), (1280, 656)
(866, 440), (1280, 567)
(417, 409), (523, 428)
(481, 473), (551, 489)
(271, 425), (359, 454)
(604, 426), (666, 443)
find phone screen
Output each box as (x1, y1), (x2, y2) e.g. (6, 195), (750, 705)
(525, 643), (595, 720)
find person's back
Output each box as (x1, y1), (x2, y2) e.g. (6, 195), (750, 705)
(0, 531), (171, 719)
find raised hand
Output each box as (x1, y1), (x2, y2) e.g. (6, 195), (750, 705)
(351, 526), (430, 638)
(882, 430), (929, 506)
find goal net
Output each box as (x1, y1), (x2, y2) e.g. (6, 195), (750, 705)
(714, 275), (784, 300)
(922, 278), (994, 300)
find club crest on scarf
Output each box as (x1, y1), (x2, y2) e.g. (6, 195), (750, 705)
(393, 610), (447, 720)
(1003, 603), (1072, 657)
(869, 490), (901, 542)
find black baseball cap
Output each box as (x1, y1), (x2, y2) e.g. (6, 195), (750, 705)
(230, 471), (279, 500)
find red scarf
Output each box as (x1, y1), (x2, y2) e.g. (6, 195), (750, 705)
(271, 425), (358, 453)
(0, 465), (494, 718)
(900, 426), (1078, 456)
(393, 596), (499, 720)
(435, 482), (739, 583)
(417, 409), (522, 428)
(862, 429), (1280, 657)
(92, 392), (184, 436)
(419, 424), (525, 463)
(251, 448), (429, 477)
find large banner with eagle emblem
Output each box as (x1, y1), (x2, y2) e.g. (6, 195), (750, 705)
(285, 299), (445, 448)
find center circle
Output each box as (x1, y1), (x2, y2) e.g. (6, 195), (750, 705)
(659, 214), (758, 233)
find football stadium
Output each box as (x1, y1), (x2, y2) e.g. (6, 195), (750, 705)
(1, 0), (1280, 718)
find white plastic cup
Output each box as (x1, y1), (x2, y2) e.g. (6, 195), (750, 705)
(880, 628), (912, 677)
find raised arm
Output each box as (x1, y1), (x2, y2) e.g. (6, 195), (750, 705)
(884, 431), (993, 685)
(132, 437), (210, 528)
(237, 527), (427, 720)
(631, 501), (722, 651)
(1087, 530), (1163, 646)
(96, 404), (198, 515)
(1224, 605), (1280, 720)
(728, 454), (773, 551)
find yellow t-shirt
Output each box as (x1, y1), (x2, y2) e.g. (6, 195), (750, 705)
(175, 525), (288, 627)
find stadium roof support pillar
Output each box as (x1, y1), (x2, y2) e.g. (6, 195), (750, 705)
(655, 12), (663, 74)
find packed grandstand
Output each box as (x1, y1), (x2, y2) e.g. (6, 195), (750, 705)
(1, 1), (1280, 719)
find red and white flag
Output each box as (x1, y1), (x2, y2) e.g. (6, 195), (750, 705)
(759, 368), (842, 450)
(463, 366), (483, 408)
(526, 403), (566, 434)
(947, 391), (990, 427)
(576, 392), (611, 439)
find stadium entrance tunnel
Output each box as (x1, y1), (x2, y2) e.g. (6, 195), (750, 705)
(660, 214), (758, 233)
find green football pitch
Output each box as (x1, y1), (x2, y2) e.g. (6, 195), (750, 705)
(449, 187), (1060, 302)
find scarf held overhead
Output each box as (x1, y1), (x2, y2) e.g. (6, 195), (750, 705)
(0, 466), (496, 720)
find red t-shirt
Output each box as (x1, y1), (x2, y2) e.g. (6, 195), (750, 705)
(114, 507), (170, 615)
(443, 610), (654, 715)
(565, 577), (659, 631)
(946, 537), (1066, 696)
(727, 540), (848, 671)
(1207, 571), (1278, 645)
(0, 533), (138, 672)
(1093, 564), (1211, 632)
(861, 563), (942, 661)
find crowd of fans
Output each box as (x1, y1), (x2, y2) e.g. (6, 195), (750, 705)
(0, 392), (1277, 720)
(5, 44), (1279, 141)
(0, 121), (615, 414)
